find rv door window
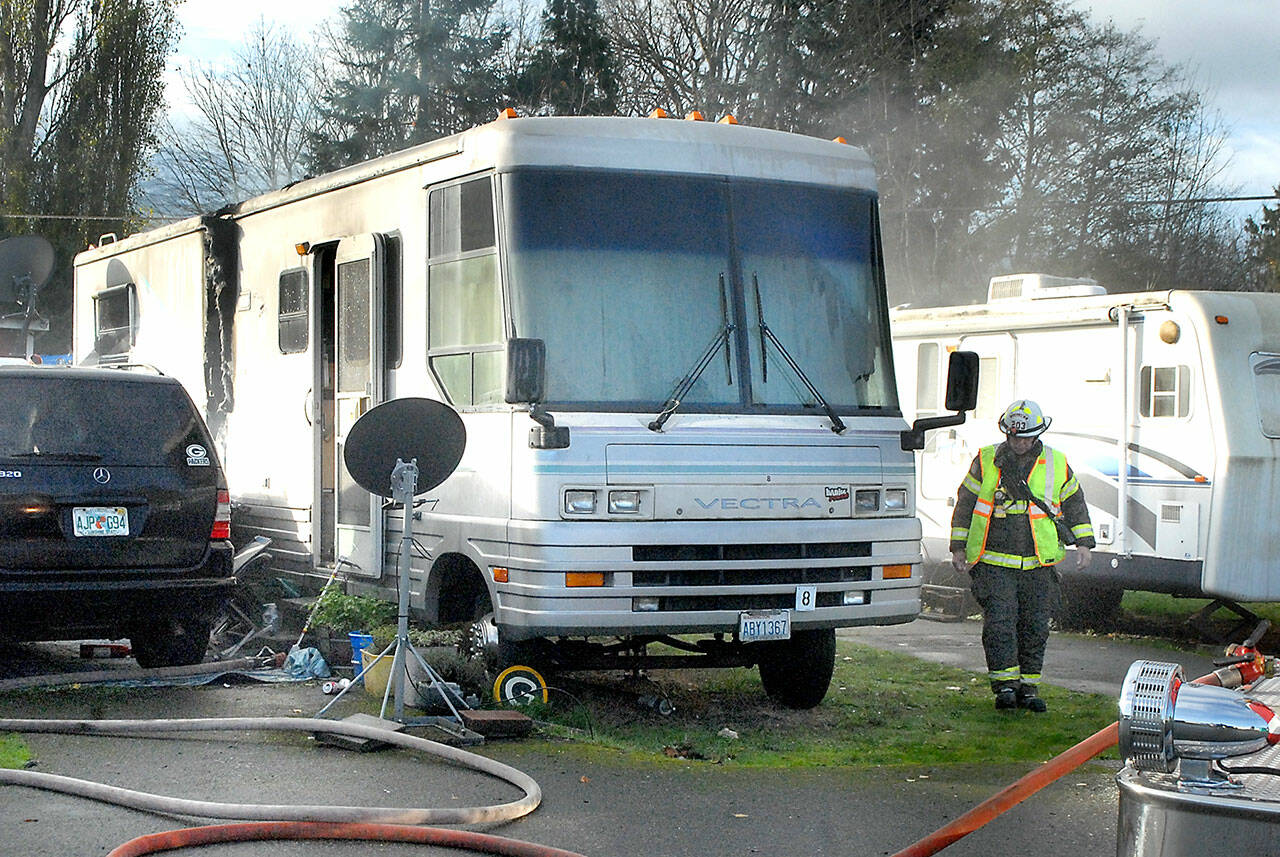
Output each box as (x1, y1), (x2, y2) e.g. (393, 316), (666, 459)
(92, 283), (135, 363)
(1250, 353), (1280, 438)
(278, 268), (308, 354)
(916, 343), (940, 413)
(1139, 365), (1190, 418)
(974, 356), (999, 418)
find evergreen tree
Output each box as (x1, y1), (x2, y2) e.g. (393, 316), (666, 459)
(516, 0), (617, 115)
(309, 0), (509, 171)
(1245, 190), (1280, 292)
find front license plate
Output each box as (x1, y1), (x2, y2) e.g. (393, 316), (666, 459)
(73, 507), (129, 537)
(739, 609), (791, 643)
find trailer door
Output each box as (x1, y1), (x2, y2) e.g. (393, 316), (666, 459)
(333, 234), (386, 578)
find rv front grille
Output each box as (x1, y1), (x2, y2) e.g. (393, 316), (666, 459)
(633, 541), (870, 563)
(632, 567), (873, 587)
(657, 591), (852, 612)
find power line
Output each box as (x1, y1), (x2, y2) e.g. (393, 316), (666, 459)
(0, 212), (186, 222)
(886, 193), (1280, 214)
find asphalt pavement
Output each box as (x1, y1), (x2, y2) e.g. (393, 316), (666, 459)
(0, 616), (1194, 857)
(1, 677), (1121, 857)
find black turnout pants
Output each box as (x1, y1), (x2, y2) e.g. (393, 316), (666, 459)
(969, 562), (1057, 692)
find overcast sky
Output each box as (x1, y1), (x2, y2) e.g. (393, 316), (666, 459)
(172, 0), (1278, 217)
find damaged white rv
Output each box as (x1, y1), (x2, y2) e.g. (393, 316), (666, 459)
(72, 114), (974, 706)
(892, 274), (1280, 627)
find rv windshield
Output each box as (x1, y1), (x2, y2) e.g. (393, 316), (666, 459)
(503, 169), (897, 412)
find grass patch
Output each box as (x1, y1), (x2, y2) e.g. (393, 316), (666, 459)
(525, 640), (1118, 769)
(0, 733), (30, 769)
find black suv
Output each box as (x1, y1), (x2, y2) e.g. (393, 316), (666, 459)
(0, 365), (234, 667)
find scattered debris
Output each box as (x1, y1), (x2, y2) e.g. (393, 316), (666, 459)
(717, 727), (740, 740)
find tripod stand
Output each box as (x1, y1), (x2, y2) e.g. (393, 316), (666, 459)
(316, 457), (466, 725)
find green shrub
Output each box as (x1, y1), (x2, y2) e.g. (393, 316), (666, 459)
(309, 588), (397, 633)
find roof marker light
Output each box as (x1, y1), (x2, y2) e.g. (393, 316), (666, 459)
(685, 110), (704, 121)
(833, 136), (849, 144)
(648, 108), (669, 118)
(295, 242), (310, 256)
(497, 107), (518, 119)
(717, 114), (738, 125)
(1215, 315), (1229, 325)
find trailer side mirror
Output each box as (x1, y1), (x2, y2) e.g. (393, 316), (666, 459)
(505, 338), (546, 404)
(901, 350), (979, 451)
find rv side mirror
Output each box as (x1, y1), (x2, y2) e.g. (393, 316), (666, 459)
(900, 350), (979, 451)
(505, 338), (546, 404)
(943, 350), (979, 412)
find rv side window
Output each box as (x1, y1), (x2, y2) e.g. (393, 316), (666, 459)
(93, 284), (135, 363)
(916, 343), (939, 413)
(1251, 353), (1280, 438)
(427, 176), (502, 407)
(1139, 365), (1190, 418)
(278, 268), (308, 354)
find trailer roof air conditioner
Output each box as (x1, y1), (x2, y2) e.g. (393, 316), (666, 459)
(988, 273), (1106, 302)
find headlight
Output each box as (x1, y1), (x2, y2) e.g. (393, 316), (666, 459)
(884, 489), (908, 511)
(609, 490), (641, 514)
(564, 489), (597, 515)
(632, 596), (660, 612)
(855, 489), (880, 513)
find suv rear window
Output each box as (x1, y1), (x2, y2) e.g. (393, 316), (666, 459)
(0, 375), (212, 466)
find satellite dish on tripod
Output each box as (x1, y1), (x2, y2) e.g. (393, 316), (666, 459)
(343, 397), (466, 498)
(330, 397), (466, 723)
(0, 235), (55, 311)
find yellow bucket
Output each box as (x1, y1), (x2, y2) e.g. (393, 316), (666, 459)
(360, 648), (394, 697)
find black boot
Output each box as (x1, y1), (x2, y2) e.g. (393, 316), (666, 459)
(994, 687), (1018, 710)
(1017, 687), (1047, 713)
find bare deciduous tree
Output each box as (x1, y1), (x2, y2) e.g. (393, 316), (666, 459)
(150, 18), (320, 214)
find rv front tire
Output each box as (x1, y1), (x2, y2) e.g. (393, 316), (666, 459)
(756, 628), (836, 709)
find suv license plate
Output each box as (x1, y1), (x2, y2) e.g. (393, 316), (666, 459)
(73, 507), (129, 537)
(739, 609), (791, 643)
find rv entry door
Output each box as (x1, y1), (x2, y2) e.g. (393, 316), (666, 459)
(332, 234), (386, 578)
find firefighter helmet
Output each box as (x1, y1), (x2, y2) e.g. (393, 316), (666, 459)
(998, 399), (1051, 438)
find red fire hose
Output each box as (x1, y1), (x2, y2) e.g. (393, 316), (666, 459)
(106, 822), (586, 857)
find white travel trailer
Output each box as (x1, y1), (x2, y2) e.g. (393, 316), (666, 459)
(72, 114), (973, 706)
(892, 274), (1280, 627)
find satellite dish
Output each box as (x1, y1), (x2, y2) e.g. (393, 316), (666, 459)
(343, 398), (466, 498)
(0, 236), (56, 308)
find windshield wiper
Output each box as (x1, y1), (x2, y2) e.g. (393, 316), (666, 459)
(648, 275), (735, 432)
(753, 274), (846, 434)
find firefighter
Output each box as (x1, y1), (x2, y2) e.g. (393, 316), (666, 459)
(950, 400), (1095, 712)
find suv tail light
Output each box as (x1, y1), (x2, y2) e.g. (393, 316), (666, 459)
(212, 488), (231, 540)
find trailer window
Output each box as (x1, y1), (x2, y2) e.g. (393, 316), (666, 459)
(278, 268), (308, 354)
(428, 177), (502, 407)
(1251, 353), (1280, 438)
(92, 284), (135, 364)
(1139, 365), (1189, 418)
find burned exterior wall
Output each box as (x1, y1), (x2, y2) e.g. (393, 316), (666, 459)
(201, 216), (239, 441)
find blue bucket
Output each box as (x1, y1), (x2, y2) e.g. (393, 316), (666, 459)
(348, 632), (374, 683)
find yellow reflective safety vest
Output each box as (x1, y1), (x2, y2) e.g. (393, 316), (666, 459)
(964, 444), (1069, 568)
